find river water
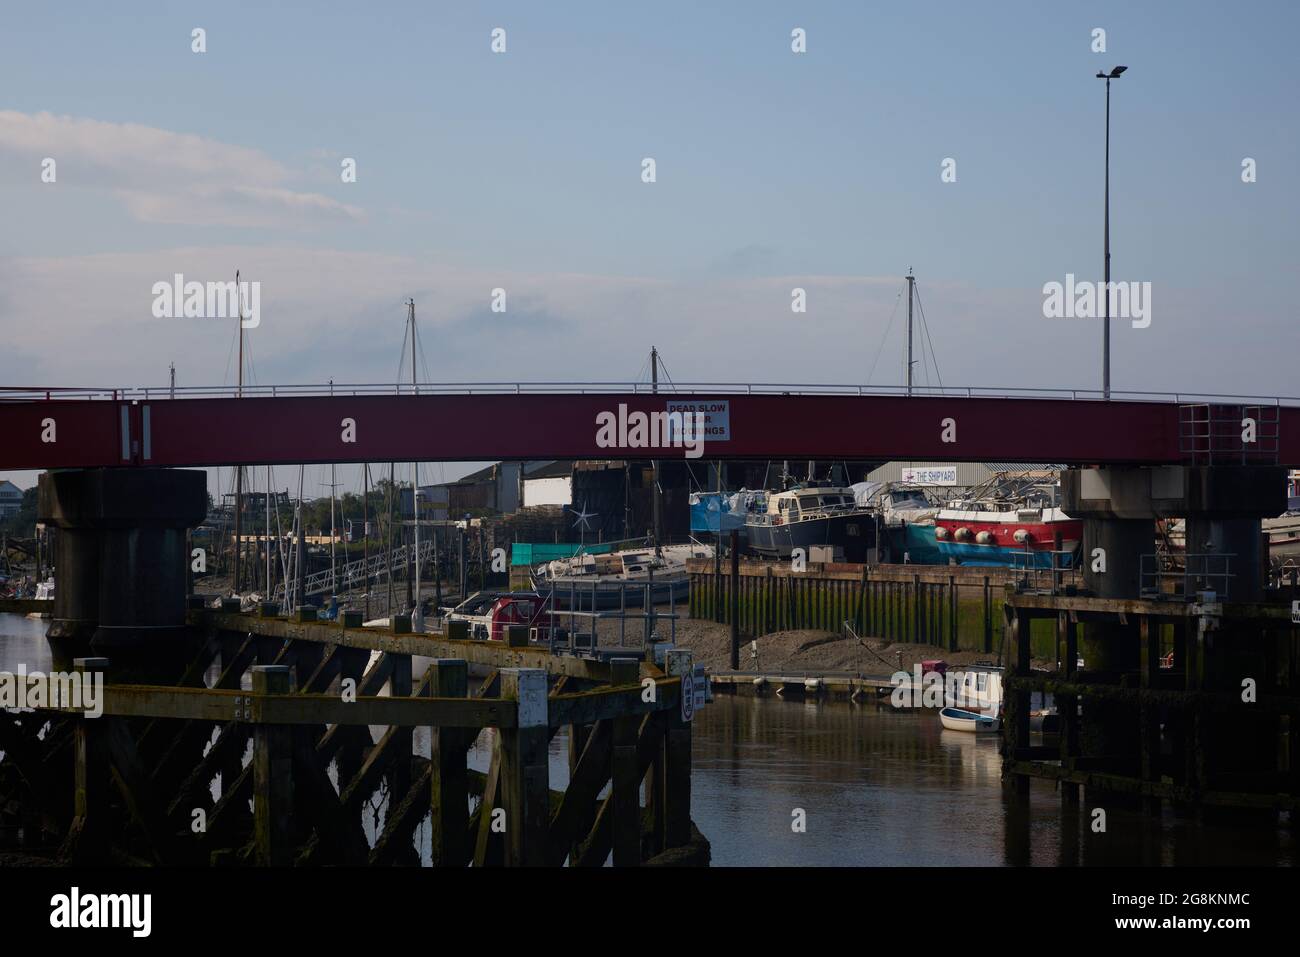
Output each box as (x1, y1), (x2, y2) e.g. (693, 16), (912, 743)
(2, 613), (1291, 866)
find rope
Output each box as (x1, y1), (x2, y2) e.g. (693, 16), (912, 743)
(913, 283), (945, 393)
(865, 287), (903, 385)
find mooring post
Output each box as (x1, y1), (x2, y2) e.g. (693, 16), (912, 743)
(1004, 606), (1031, 796)
(61, 656), (110, 864)
(389, 652), (414, 804)
(982, 576), (992, 653)
(499, 668), (549, 865)
(252, 664), (294, 866)
(914, 578), (922, 643)
(335, 647), (369, 784)
(948, 575), (958, 651)
(568, 717), (592, 863)
(1058, 611), (1079, 806)
(663, 648), (694, 849)
(609, 657), (641, 865)
(1138, 616), (1162, 816)
(428, 658), (470, 866)
(729, 530), (740, 669)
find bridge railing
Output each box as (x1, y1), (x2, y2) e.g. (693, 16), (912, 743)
(3, 382), (1299, 405)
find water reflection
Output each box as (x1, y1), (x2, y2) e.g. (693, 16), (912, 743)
(693, 693), (1294, 867)
(2, 613), (1292, 867)
(0, 613), (52, 673)
(692, 693), (1031, 866)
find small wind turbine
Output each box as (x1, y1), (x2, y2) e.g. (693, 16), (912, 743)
(571, 501), (597, 546)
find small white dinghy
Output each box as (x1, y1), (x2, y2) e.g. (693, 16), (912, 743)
(939, 706), (1000, 734)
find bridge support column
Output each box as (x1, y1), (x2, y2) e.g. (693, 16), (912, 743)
(38, 468), (208, 678)
(1062, 465), (1287, 803)
(1079, 516), (1151, 673)
(1183, 517), (1266, 602)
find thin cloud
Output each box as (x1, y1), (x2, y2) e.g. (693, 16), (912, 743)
(0, 110), (361, 227)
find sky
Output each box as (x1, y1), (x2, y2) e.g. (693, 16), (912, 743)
(2, 1), (1298, 499)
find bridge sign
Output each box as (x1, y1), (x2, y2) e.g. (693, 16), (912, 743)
(680, 669), (695, 722)
(1292, 600), (1300, 625)
(693, 664), (709, 712)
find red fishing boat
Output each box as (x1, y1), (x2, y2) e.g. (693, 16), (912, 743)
(933, 471), (1081, 569)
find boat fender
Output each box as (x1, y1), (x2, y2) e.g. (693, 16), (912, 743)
(954, 527), (971, 542)
(804, 678), (821, 693)
(975, 530), (995, 545)
(934, 526), (950, 540)
(1013, 528), (1032, 544)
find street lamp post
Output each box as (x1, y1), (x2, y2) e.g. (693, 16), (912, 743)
(1096, 65), (1127, 400)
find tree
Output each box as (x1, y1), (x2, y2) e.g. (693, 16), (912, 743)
(0, 486), (38, 538)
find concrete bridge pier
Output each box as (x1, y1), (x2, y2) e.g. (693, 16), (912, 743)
(38, 468), (208, 679)
(1062, 465), (1287, 804)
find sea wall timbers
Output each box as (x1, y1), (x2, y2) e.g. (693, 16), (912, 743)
(688, 558), (1082, 658)
(0, 609), (709, 867)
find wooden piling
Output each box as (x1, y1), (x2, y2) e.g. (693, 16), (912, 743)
(252, 665), (294, 866)
(61, 657), (110, 864)
(609, 658), (640, 866)
(1004, 607), (1030, 798)
(498, 669), (549, 866)
(429, 659), (470, 866)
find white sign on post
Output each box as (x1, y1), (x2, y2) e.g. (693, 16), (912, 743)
(1292, 600), (1300, 625)
(900, 466), (958, 486)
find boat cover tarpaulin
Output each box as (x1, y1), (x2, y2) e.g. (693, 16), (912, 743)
(850, 481), (884, 507)
(690, 492), (746, 533)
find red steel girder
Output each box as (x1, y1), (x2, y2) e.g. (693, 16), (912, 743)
(1, 393), (1298, 469)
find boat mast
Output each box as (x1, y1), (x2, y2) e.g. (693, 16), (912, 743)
(233, 270), (244, 596)
(265, 466), (271, 596)
(408, 300), (422, 628)
(651, 346), (661, 555)
(329, 378), (337, 597)
(295, 465), (305, 611)
(906, 268), (915, 397)
(362, 464), (370, 620)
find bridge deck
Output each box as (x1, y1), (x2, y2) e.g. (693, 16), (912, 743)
(2, 384), (1297, 469)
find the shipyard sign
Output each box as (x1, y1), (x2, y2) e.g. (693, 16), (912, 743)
(901, 465), (958, 486)
(665, 400), (730, 441)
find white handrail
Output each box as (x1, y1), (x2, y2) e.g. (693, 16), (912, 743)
(2, 382), (1299, 405)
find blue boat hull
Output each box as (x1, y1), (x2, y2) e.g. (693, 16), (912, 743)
(936, 541), (1068, 569)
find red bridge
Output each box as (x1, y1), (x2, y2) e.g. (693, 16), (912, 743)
(2, 382), (1298, 469)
